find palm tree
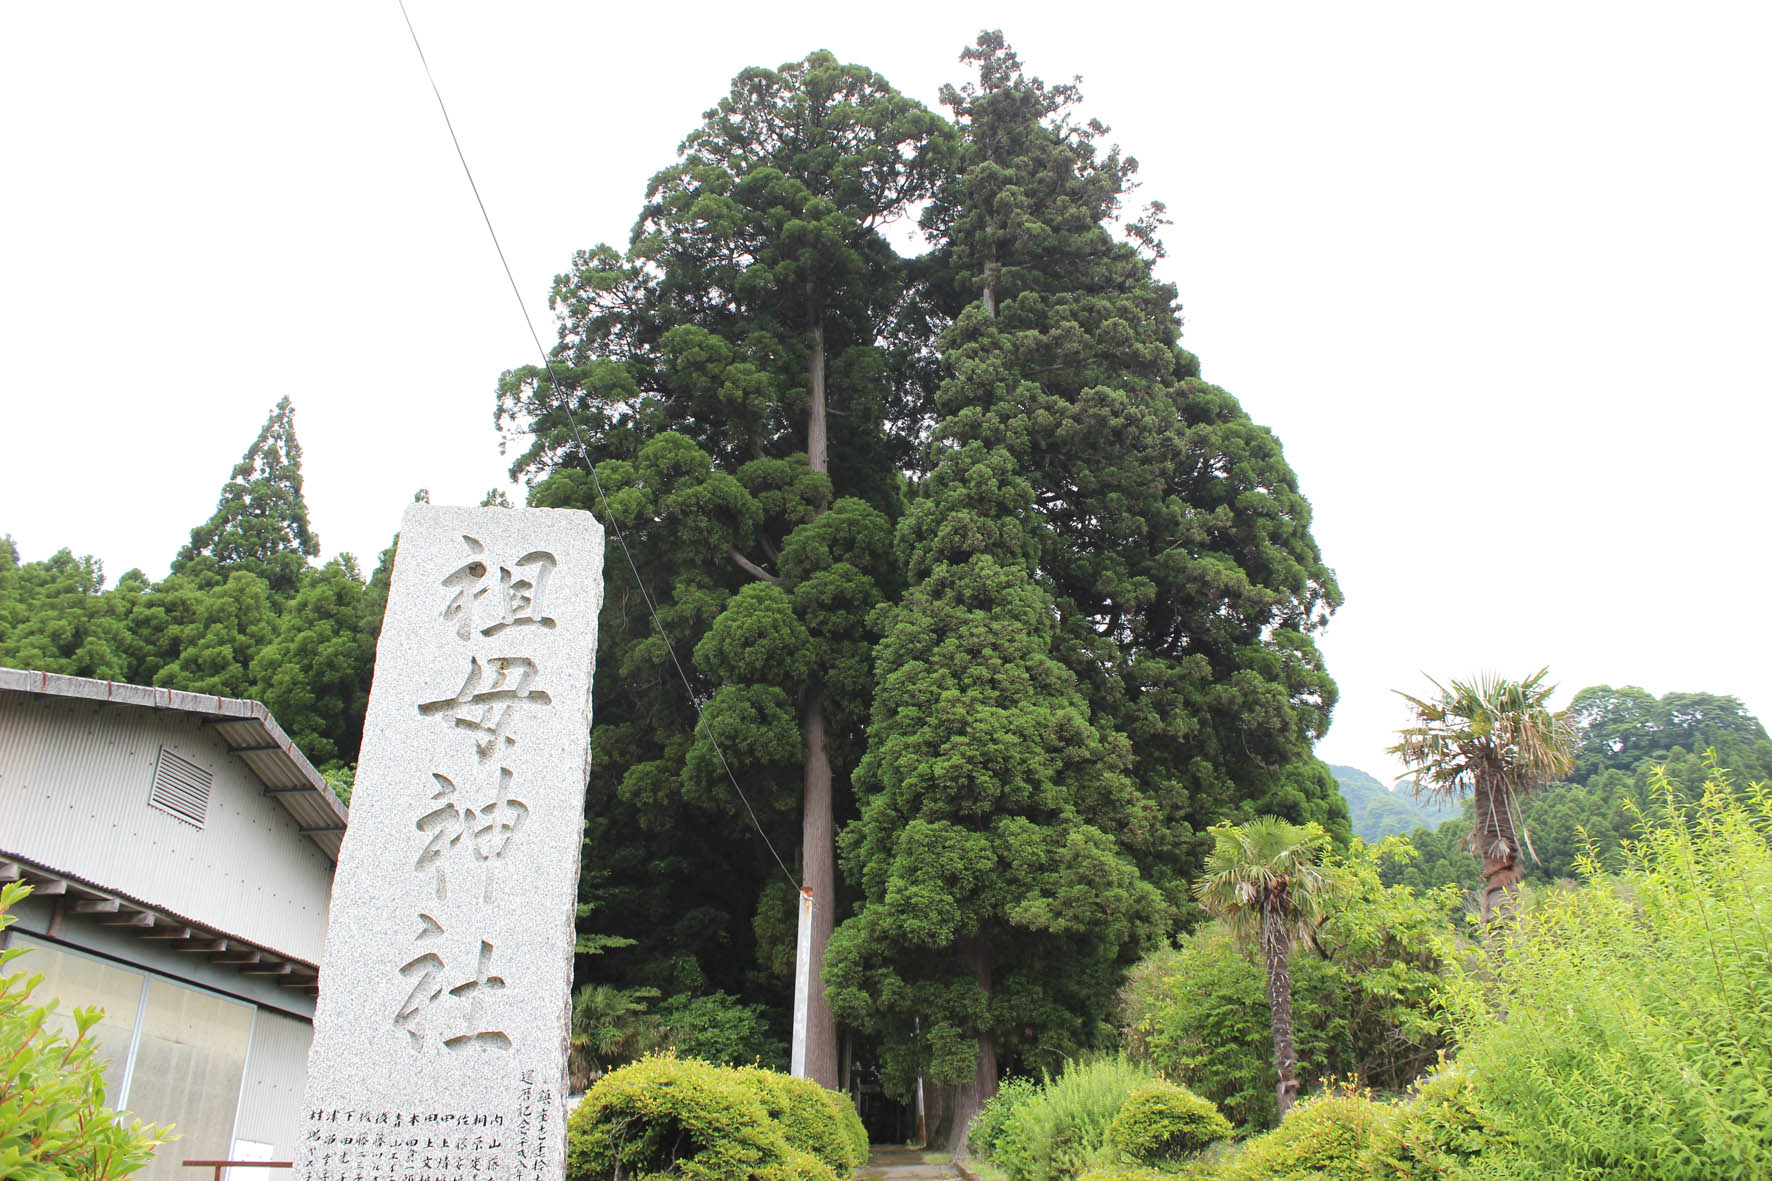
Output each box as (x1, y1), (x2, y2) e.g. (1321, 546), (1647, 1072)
(1194, 816), (1339, 1121)
(567, 984), (660, 1092)
(1389, 668), (1575, 925)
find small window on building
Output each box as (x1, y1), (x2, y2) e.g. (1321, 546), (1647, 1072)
(149, 746), (212, 829)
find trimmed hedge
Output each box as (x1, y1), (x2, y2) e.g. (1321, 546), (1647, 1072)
(1105, 1080), (1233, 1168)
(566, 1053), (862, 1181)
(737, 1065), (868, 1175)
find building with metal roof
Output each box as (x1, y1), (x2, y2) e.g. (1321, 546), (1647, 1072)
(0, 666), (348, 1181)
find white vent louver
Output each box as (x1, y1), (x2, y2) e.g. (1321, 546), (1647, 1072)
(149, 746), (212, 828)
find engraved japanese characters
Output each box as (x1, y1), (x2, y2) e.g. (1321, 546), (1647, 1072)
(298, 506), (603, 1181)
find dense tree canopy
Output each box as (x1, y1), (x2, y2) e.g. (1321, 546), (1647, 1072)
(491, 34), (1346, 1106)
(0, 399), (379, 773)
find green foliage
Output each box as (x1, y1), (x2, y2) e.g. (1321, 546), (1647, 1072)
(1206, 1082), (1400, 1181)
(657, 992), (787, 1070)
(0, 539), (142, 681)
(992, 1057), (1158, 1181)
(173, 396), (319, 596)
(1436, 762), (1772, 1179)
(0, 882), (174, 1179)
(1118, 928), (1341, 1132)
(565, 1054), (852, 1181)
(1125, 839), (1460, 1130)
(735, 1067), (867, 1175)
(969, 1075), (1041, 1159)
(569, 983), (661, 1087)
(250, 557), (374, 765)
(1103, 1080), (1232, 1168)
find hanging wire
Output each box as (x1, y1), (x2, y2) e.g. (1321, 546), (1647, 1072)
(396, 0), (800, 890)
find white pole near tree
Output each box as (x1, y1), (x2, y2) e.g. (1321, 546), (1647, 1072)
(790, 884), (815, 1077)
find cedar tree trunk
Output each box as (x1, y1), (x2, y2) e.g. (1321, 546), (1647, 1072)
(799, 296), (838, 1087)
(944, 933), (999, 1154)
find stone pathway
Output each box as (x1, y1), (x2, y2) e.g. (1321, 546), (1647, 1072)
(855, 1146), (957, 1179)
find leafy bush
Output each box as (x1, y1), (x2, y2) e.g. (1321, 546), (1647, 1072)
(736, 1066), (867, 1175)
(1207, 1082), (1397, 1181)
(995, 1056), (1158, 1181)
(1434, 764), (1772, 1179)
(658, 991), (788, 1069)
(0, 881), (173, 1179)
(566, 1053), (843, 1180)
(969, 1075), (1041, 1159)
(1362, 1066), (1499, 1179)
(1118, 927), (1342, 1131)
(1104, 1080), (1232, 1168)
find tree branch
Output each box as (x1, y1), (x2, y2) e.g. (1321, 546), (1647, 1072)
(729, 548), (779, 584)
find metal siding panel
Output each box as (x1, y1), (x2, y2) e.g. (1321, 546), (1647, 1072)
(0, 693), (335, 962)
(234, 1008), (314, 1155)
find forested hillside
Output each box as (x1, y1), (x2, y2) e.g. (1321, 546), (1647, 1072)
(1329, 764), (1455, 842)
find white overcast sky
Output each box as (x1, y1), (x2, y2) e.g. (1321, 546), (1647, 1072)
(3, 2), (1768, 782)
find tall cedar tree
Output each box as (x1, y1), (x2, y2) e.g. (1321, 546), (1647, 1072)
(826, 441), (1166, 1148)
(498, 51), (953, 1085)
(921, 35), (1348, 917)
(173, 395), (320, 597)
(825, 34), (1346, 1140)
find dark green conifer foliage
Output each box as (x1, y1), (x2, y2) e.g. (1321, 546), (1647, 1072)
(499, 53), (954, 1085)
(0, 539), (142, 681)
(924, 33), (1347, 914)
(827, 442), (1165, 1147)
(174, 396), (319, 597)
(250, 557), (374, 766)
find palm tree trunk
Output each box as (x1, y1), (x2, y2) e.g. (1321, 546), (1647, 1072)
(1473, 765), (1524, 924)
(1262, 898), (1302, 1120)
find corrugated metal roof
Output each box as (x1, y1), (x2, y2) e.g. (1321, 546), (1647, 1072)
(0, 667), (348, 862)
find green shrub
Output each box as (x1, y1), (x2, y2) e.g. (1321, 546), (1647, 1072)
(658, 991), (788, 1070)
(1208, 1082), (1397, 1181)
(0, 881), (173, 1180)
(1118, 928), (1342, 1131)
(969, 1075), (1041, 1159)
(821, 1085), (870, 1167)
(1104, 1080), (1232, 1168)
(1120, 839), (1460, 1132)
(736, 1066), (866, 1175)
(566, 1053), (836, 1180)
(1361, 1066), (1500, 1180)
(995, 1056), (1158, 1181)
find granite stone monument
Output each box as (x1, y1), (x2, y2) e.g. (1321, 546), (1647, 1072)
(297, 505), (604, 1181)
